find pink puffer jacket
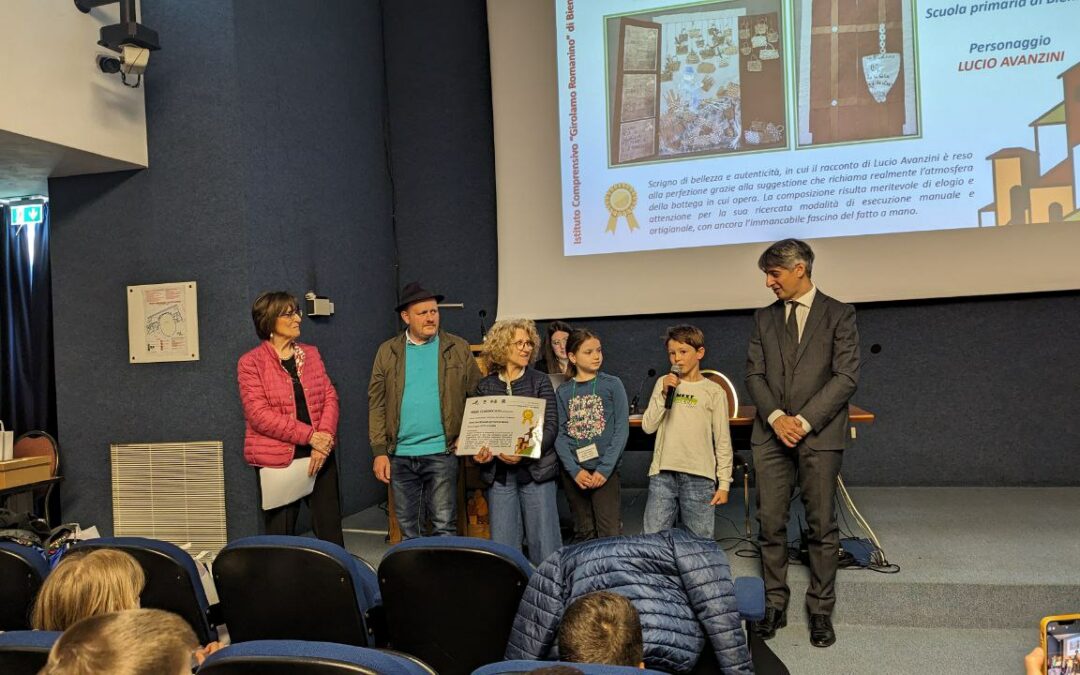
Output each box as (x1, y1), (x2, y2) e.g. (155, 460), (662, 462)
(237, 341), (339, 468)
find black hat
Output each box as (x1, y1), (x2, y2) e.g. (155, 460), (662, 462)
(395, 281), (444, 313)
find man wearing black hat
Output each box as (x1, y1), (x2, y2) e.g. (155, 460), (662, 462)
(368, 282), (482, 538)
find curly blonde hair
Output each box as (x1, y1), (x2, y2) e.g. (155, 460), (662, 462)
(481, 318), (540, 373)
(32, 549), (146, 631)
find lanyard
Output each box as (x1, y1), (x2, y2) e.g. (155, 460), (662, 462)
(571, 376), (598, 398)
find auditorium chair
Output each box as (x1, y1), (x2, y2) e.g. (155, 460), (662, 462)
(378, 536), (533, 675)
(0, 630), (61, 675)
(473, 661), (667, 675)
(0, 541), (49, 630)
(73, 536), (218, 644)
(213, 536), (381, 647)
(702, 369), (753, 537)
(197, 641), (434, 675)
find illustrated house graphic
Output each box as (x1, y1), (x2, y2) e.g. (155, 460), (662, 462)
(980, 62), (1080, 226)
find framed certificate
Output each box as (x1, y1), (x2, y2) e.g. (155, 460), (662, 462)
(457, 396), (546, 459)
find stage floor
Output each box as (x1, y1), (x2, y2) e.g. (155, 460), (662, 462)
(341, 487), (1077, 675)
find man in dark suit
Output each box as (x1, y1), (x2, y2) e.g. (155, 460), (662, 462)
(745, 239), (860, 648)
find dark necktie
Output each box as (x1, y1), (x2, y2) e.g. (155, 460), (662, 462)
(784, 301), (800, 360)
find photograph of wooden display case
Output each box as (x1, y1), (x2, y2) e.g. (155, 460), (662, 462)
(607, 0), (788, 167)
(794, 0), (920, 147)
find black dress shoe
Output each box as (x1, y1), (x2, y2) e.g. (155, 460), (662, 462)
(809, 614), (835, 647)
(753, 606), (787, 640)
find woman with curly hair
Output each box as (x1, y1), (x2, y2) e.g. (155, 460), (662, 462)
(472, 318), (561, 564)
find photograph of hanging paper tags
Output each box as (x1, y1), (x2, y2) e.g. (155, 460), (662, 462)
(606, 0), (787, 166)
(795, 0), (919, 147)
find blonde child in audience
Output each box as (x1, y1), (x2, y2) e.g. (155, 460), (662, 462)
(39, 608), (198, 675)
(31, 548), (222, 663)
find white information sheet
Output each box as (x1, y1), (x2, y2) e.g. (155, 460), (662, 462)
(457, 396), (546, 459)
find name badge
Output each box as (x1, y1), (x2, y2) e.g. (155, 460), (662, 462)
(576, 443), (599, 462)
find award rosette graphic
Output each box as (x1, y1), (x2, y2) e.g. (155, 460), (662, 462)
(604, 183), (640, 234)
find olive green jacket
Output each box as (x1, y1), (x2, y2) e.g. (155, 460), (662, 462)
(367, 330), (482, 456)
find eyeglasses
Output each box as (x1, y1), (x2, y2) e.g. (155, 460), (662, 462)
(513, 340), (535, 351)
(279, 308), (303, 318)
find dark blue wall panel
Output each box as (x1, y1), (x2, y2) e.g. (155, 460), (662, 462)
(49, 0), (394, 538)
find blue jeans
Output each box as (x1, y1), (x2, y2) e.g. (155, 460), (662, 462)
(487, 472), (562, 565)
(643, 470), (716, 539)
(390, 453), (458, 539)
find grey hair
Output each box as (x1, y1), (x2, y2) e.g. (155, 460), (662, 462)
(758, 238), (814, 277)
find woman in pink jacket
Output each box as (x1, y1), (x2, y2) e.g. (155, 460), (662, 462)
(237, 292), (343, 544)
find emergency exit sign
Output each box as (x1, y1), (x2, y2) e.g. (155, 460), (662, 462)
(9, 203), (44, 226)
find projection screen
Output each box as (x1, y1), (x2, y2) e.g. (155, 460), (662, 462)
(488, 0), (1080, 319)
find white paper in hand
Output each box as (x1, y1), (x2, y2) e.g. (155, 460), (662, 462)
(259, 458), (316, 510)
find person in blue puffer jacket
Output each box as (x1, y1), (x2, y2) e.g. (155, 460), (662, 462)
(505, 528), (753, 674)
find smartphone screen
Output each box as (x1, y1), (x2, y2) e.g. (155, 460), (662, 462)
(1046, 620), (1080, 675)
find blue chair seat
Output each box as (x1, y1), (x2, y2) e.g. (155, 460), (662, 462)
(473, 660), (666, 674)
(0, 542), (50, 630)
(74, 536), (217, 643)
(213, 536), (380, 647)
(197, 640), (434, 674)
(378, 536), (532, 675)
(0, 630), (61, 675)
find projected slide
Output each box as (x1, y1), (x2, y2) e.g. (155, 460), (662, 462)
(556, 0), (1080, 256)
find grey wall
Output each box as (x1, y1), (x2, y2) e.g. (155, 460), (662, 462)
(49, 0), (394, 538)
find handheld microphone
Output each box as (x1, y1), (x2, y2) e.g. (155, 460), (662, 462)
(664, 364), (683, 409)
(630, 368), (657, 414)
(478, 309), (488, 339)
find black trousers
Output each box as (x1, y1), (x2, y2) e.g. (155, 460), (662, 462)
(753, 441), (842, 616)
(561, 470), (622, 541)
(262, 453), (344, 546)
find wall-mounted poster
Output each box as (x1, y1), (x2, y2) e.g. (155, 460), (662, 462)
(127, 282), (200, 363)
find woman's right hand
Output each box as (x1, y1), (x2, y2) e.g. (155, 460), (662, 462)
(474, 447), (494, 463)
(310, 431), (333, 454)
(575, 469), (593, 490)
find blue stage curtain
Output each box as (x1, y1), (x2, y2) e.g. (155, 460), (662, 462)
(1, 202), (56, 437)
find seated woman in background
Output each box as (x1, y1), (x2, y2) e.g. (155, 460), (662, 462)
(31, 548), (221, 663)
(39, 609), (198, 675)
(537, 320), (573, 377)
(471, 318), (561, 565)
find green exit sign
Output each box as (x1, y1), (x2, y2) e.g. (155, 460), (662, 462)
(10, 203), (44, 226)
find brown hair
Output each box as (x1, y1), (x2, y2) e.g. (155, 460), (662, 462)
(480, 318), (541, 373)
(540, 320), (573, 375)
(251, 291), (300, 341)
(565, 329), (601, 377)
(31, 549), (145, 631)
(40, 609), (197, 675)
(665, 324), (705, 351)
(558, 591), (643, 667)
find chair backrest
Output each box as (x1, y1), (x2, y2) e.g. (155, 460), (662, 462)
(0, 542), (50, 630)
(0, 630), (61, 675)
(197, 641), (435, 675)
(13, 431), (59, 476)
(73, 536), (216, 644)
(700, 370), (739, 418)
(212, 535), (379, 647)
(378, 536), (532, 675)
(473, 661), (666, 675)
